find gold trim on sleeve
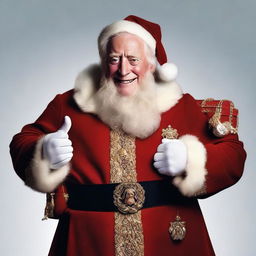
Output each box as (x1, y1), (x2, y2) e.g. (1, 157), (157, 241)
(193, 184), (207, 197)
(201, 99), (238, 136)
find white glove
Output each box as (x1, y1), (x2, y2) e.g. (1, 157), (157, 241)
(43, 116), (73, 169)
(153, 138), (187, 176)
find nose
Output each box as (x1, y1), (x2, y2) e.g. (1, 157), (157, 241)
(119, 57), (130, 76)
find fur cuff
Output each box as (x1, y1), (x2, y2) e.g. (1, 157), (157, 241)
(173, 135), (207, 196)
(25, 137), (70, 193)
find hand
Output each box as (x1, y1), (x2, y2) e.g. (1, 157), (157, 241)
(43, 116), (73, 169)
(153, 138), (187, 176)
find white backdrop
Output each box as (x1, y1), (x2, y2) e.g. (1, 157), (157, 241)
(1, 0), (255, 255)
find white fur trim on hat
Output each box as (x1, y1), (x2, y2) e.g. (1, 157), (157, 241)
(25, 137), (70, 193)
(98, 20), (156, 58)
(173, 135), (207, 196)
(158, 63), (178, 82)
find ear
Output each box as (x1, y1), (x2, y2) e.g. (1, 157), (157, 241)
(149, 63), (156, 73)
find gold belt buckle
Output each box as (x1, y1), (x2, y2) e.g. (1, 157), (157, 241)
(113, 182), (145, 214)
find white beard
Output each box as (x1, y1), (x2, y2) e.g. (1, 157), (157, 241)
(95, 72), (161, 139)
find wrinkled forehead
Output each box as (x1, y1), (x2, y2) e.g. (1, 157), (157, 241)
(107, 32), (146, 56)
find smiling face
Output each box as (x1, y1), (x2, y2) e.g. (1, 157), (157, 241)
(105, 33), (155, 96)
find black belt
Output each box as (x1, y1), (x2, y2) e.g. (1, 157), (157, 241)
(66, 180), (193, 213)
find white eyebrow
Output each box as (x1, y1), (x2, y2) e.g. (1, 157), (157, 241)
(109, 53), (121, 57)
(108, 53), (140, 59)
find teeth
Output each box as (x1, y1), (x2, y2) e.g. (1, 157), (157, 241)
(122, 79), (133, 84)
(115, 78), (136, 84)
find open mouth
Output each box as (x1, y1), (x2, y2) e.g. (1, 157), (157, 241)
(114, 77), (137, 84)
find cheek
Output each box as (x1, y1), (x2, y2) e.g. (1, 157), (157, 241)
(133, 63), (151, 78)
(107, 64), (118, 77)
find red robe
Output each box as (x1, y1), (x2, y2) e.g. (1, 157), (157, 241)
(10, 88), (246, 256)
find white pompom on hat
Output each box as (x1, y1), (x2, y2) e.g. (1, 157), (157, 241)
(98, 15), (178, 82)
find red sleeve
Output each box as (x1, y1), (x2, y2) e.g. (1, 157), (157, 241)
(9, 94), (64, 181)
(202, 133), (246, 197)
(173, 94), (247, 198)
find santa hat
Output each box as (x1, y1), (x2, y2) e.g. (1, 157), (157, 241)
(98, 15), (178, 82)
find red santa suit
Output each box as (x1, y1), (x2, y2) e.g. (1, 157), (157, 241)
(10, 64), (246, 256)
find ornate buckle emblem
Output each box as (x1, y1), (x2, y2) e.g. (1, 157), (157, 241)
(113, 183), (145, 214)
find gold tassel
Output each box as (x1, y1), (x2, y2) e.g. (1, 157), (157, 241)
(42, 193), (55, 221)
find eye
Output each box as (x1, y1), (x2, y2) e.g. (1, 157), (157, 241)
(109, 56), (120, 64)
(129, 57), (140, 66)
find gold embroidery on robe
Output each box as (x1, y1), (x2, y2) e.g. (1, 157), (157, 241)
(110, 129), (144, 256)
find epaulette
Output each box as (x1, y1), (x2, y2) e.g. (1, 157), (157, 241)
(196, 98), (238, 137)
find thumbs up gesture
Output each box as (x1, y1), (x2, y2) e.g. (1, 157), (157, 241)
(43, 116), (73, 169)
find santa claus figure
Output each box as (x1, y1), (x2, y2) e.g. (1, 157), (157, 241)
(10, 15), (246, 256)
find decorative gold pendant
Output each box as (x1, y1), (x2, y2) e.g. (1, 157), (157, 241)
(42, 192), (55, 220)
(162, 125), (179, 139)
(169, 215), (186, 241)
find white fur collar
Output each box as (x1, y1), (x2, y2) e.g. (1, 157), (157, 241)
(73, 64), (183, 114)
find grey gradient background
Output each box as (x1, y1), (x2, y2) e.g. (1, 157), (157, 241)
(1, 0), (255, 255)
